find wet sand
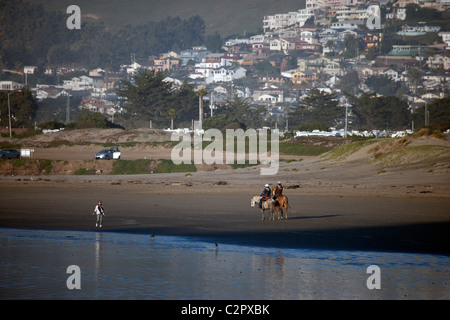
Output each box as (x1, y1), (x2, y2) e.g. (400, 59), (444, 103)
(1, 170), (449, 255)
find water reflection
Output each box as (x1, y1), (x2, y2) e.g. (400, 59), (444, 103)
(0, 229), (448, 299)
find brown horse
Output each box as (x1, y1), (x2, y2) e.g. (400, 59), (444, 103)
(272, 193), (290, 220)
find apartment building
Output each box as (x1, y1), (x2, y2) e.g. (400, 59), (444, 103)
(263, 9), (314, 31)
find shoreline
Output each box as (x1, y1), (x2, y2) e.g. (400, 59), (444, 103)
(1, 132), (449, 256)
(1, 173), (449, 256)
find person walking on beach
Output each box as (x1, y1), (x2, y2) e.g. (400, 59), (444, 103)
(93, 200), (106, 228)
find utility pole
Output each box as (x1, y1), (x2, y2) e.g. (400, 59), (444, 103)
(210, 92), (214, 117)
(65, 94), (70, 123)
(344, 102), (351, 138)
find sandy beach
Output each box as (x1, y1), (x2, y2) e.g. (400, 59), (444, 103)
(0, 129), (449, 255)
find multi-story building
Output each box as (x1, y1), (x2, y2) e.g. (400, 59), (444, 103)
(207, 66), (247, 84)
(153, 58), (180, 72)
(263, 9), (314, 31)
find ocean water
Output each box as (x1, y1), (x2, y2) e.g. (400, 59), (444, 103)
(0, 228), (448, 300)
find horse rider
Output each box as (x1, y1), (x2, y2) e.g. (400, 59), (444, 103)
(273, 181), (283, 200)
(259, 183), (272, 208)
(272, 181), (283, 206)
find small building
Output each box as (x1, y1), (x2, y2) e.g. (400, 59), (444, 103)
(389, 45), (426, 56)
(0, 81), (23, 91)
(23, 66), (37, 74)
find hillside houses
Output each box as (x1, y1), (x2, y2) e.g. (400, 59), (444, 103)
(397, 23), (441, 36)
(7, 0), (448, 130)
(188, 57), (247, 83)
(79, 99), (121, 116)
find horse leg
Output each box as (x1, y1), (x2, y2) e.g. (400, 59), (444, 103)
(284, 203), (288, 220)
(261, 208), (264, 220)
(276, 199), (282, 220)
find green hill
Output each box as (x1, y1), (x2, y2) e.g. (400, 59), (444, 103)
(34, 0), (306, 36)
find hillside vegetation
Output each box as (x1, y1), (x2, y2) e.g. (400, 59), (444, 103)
(35, 0), (305, 36)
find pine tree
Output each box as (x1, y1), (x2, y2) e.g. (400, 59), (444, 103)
(117, 69), (174, 125)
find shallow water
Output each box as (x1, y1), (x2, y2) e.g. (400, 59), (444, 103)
(0, 228), (448, 299)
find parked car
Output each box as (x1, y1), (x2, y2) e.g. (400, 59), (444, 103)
(0, 148), (20, 159)
(94, 146), (120, 160)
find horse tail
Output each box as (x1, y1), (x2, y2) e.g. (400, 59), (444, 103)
(284, 197), (291, 210)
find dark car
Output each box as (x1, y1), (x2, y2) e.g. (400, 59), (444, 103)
(0, 148), (20, 159)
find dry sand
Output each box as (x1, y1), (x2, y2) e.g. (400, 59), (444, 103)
(0, 129), (449, 255)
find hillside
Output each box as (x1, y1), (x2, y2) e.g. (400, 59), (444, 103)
(34, 0), (305, 36)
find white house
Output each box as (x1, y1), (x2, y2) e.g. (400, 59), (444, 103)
(338, 29), (360, 41)
(0, 81), (23, 91)
(123, 60), (154, 74)
(427, 54), (446, 69)
(34, 86), (69, 100)
(63, 75), (94, 91)
(263, 9), (314, 32)
(380, 68), (405, 82)
(397, 24), (441, 36)
(386, 6), (406, 20)
(212, 85), (229, 95)
(319, 28), (339, 44)
(207, 66), (247, 84)
(330, 19), (365, 30)
(269, 38), (305, 52)
(438, 31), (450, 49)
(23, 66), (37, 74)
(257, 93), (280, 104)
(193, 58), (231, 79)
(300, 30), (320, 45)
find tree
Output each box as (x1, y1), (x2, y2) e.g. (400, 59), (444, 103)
(404, 4), (441, 22)
(117, 68), (174, 125)
(0, 88), (38, 129)
(411, 96), (450, 130)
(205, 32), (223, 53)
(289, 89), (341, 128)
(209, 96), (265, 130)
(0, 1), (206, 69)
(337, 70), (360, 95)
(66, 112), (123, 129)
(174, 80), (198, 125)
(224, 96), (265, 129)
(168, 108), (176, 130)
(351, 92), (409, 130)
(72, 112), (108, 129)
(343, 34), (361, 59)
(255, 60), (278, 75)
(365, 74), (402, 97)
(405, 68), (423, 94)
